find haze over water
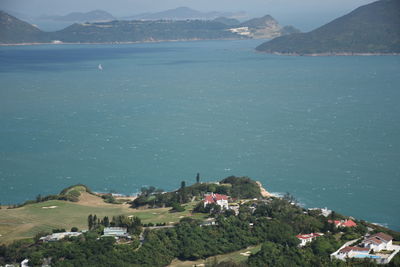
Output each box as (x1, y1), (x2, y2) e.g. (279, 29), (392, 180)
(0, 39), (399, 230)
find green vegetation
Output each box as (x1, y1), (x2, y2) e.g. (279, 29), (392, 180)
(0, 11), (297, 44)
(256, 0), (400, 54)
(0, 192), (205, 244)
(3, 189), (396, 267)
(131, 176), (261, 209)
(1, 177), (399, 266)
(87, 214), (142, 235)
(0, 11), (245, 44)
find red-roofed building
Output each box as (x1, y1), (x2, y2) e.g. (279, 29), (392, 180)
(296, 233), (323, 247)
(328, 219), (357, 228)
(361, 232), (393, 251)
(203, 193), (229, 209)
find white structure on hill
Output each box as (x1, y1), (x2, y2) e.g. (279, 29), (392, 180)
(39, 232), (82, 242)
(103, 227), (131, 239)
(331, 232), (399, 264)
(333, 246), (371, 260)
(361, 232), (393, 252)
(296, 233), (323, 247)
(203, 193), (229, 209)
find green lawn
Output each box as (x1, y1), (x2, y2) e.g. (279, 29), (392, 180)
(0, 194), (206, 244)
(169, 245), (262, 267)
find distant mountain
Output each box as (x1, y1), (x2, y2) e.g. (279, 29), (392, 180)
(49, 20), (243, 43)
(123, 7), (247, 21)
(256, 0), (400, 55)
(1, 9), (33, 22)
(0, 11), (47, 43)
(39, 10), (115, 22)
(227, 15), (300, 39)
(213, 17), (240, 26)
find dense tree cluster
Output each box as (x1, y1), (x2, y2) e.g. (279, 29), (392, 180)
(88, 215), (142, 235)
(1, 181), (399, 267)
(131, 176), (262, 209)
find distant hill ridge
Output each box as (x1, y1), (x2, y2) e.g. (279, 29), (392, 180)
(122, 7), (246, 21)
(39, 10), (116, 22)
(256, 0), (400, 55)
(0, 11), (46, 43)
(0, 10), (299, 44)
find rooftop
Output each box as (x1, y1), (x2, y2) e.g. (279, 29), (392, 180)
(339, 246), (370, 254)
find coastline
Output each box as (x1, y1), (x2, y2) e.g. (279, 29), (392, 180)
(0, 37), (246, 47)
(257, 51), (400, 57)
(256, 181), (273, 198)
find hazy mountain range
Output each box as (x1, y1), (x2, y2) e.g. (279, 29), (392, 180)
(8, 7), (247, 24)
(121, 7), (247, 21)
(38, 10), (116, 22)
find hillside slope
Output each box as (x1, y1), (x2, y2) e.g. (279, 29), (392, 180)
(0, 11), (48, 43)
(256, 0), (400, 55)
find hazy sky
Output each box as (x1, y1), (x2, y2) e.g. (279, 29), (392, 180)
(1, 0), (377, 31)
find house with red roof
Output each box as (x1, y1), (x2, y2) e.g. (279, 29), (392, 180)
(361, 232), (393, 252)
(328, 219), (357, 228)
(203, 193), (229, 209)
(296, 233), (323, 247)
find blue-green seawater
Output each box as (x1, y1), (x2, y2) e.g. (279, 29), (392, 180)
(0, 40), (399, 230)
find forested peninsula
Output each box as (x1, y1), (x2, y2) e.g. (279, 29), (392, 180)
(1, 176), (399, 266)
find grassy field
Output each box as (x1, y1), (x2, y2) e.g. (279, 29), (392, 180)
(0, 192), (206, 244)
(168, 245), (262, 267)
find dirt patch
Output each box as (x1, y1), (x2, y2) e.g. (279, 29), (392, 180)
(76, 192), (115, 207)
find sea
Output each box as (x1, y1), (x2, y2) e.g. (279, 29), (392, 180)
(0, 39), (399, 230)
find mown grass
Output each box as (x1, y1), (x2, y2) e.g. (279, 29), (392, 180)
(169, 245), (262, 267)
(0, 195), (206, 244)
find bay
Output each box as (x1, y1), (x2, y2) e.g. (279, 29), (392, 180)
(0, 39), (399, 230)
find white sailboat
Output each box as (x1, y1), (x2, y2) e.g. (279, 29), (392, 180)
(98, 64), (103, 71)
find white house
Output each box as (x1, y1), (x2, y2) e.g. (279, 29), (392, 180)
(361, 232), (393, 252)
(296, 233), (323, 247)
(203, 193), (229, 209)
(333, 246), (371, 260)
(103, 227), (131, 239)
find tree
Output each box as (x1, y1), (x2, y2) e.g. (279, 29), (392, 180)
(93, 214), (98, 228)
(103, 216), (110, 227)
(170, 202), (185, 212)
(181, 181), (186, 189)
(88, 214), (93, 230)
(196, 173), (200, 183)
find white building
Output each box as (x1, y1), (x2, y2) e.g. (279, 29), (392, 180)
(203, 193), (229, 209)
(308, 207), (332, 217)
(39, 232), (82, 242)
(21, 259), (29, 267)
(333, 246), (371, 260)
(296, 233), (323, 247)
(103, 227), (130, 239)
(361, 232), (393, 252)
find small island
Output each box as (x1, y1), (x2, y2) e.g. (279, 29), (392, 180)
(0, 176), (399, 266)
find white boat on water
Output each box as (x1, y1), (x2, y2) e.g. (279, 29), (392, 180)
(98, 64), (103, 70)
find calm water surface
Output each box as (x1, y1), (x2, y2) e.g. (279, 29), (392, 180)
(0, 40), (399, 230)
